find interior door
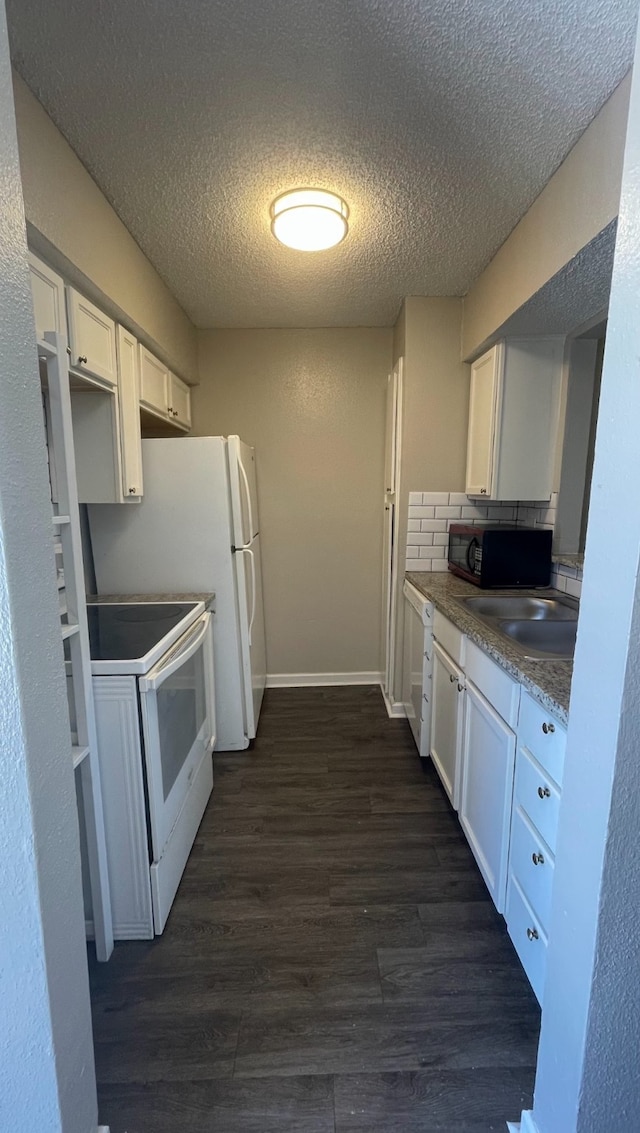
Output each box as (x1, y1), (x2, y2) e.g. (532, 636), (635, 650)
(382, 359), (403, 699)
(234, 533), (266, 738)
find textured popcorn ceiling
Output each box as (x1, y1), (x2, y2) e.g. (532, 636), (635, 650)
(7, 0), (639, 328)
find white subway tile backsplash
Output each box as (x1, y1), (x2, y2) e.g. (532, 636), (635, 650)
(419, 546), (433, 558)
(406, 546), (420, 558)
(553, 574), (567, 592)
(405, 488), (564, 572)
(406, 559), (423, 573)
(564, 577), (582, 599)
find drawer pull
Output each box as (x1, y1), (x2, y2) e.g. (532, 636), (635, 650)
(532, 852), (545, 866)
(538, 785), (551, 799)
(542, 721), (556, 735)
(527, 926), (539, 941)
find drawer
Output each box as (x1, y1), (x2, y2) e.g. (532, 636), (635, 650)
(518, 691), (566, 786)
(509, 805), (555, 931)
(433, 610), (465, 667)
(515, 746), (562, 855)
(506, 874), (547, 1005)
(465, 638), (520, 728)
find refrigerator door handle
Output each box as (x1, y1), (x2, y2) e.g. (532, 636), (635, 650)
(237, 451), (255, 548)
(240, 547), (256, 644)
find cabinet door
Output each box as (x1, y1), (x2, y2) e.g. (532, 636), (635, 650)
(29, 254), (66, 342)
(66, 287), (117, 388)
(465, 343), (503, 497)
(139, 346), (168, 418)
(116, 327), (143, 499)
(460, 680), (516, 913)
(430, 640), (464, 808)
(169, 373), (191, 430)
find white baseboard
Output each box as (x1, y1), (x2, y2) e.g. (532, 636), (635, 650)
(507, 1112), (539, 1133)
(380, 685), (407, 718)
(266, 671), (382, 688)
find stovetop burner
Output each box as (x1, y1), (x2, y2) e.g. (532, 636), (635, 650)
(86, 602), (198, 662)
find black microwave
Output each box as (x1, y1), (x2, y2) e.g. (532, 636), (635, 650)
(447, 523), (552, 588)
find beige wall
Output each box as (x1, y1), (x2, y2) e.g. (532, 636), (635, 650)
(391, 297), (468, 700)
(463, 74), (631, 360)
(12, 73), (198, 382)
(195, 328), (392, 677)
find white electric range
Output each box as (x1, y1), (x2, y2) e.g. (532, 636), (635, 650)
(87, 600), (216, 939)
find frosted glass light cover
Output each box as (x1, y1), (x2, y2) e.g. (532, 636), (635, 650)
(271, 189), (349, 251)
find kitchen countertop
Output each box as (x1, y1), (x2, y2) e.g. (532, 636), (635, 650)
(405, 571), (573, 725)
(552, 552), (584, 570)
(87, 592), (215, 609)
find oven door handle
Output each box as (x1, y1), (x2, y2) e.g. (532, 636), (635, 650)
(139, 614), (210, 692)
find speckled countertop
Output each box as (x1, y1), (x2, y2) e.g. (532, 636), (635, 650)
(552, 553), (584, 570)
(87, 592), (215, 609)
(405, 572), (573, 725)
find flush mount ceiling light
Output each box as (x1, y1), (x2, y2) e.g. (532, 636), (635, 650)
(270, 189), (349, 252)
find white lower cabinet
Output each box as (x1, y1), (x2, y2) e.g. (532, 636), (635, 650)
(430, 640), (465, 808)
(460, 680), (516, 914)
(506, 690), (566, 1004)
(505, 875), (548, 1004)
(402, 581), (433, 757)
(426, 606), (566, 1003)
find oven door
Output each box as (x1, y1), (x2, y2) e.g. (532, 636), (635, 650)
(139, 612), (214, 861)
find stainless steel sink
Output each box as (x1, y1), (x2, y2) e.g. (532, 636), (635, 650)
(463, 595), (578, 621)
(497, 618), (577, 659)
(461, 593), (578, 659)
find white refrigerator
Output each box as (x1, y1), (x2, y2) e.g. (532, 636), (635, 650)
(88, 435), (266, 750)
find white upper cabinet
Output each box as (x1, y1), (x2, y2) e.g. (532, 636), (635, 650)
(169, 373), (191, 431)
(139, 346), (191, 432)
(117, 327), (144, 499)
(465, 338), (564, 501)
(465, 344), (502, 497)
(66, 287), (118, 389)
(139, 346), (168, 418)
(29, 254), (67, 344)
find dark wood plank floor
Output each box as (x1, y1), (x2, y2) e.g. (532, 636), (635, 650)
(89, 685), (540, 1132)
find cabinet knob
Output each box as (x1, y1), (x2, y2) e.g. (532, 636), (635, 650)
(167, 406), (174, 414)
(77, 354), (88, 365)
(128, 487), (137, 495)
(526, 926), (539, 941)
(542, 721), (555, 734)
(480, 488), (487, 494)
(537, 785), (551, 799)
(532, 852), (545, 866)
(449, 673), (457, 683)
(457, 682), (464, 692)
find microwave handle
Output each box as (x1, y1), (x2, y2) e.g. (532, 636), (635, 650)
(139, 614), (210, 692)
(467, 536), (479, 575)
